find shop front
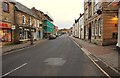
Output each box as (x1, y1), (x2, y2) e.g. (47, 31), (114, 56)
(0, 22), (12, 43)
(19, 26), (36, 42)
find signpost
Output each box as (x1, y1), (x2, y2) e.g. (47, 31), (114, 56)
(12, 25), (15, 30)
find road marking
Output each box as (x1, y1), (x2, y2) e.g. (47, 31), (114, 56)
(71, 38), (111, 78)
(1, 63), (28, 77)
(87, 55), (111, 78)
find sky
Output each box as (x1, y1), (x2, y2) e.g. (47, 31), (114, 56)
(16, 0), (84, 29)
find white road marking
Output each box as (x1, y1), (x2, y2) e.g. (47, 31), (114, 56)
(71, 38), (111, 78)
(1, 63), (28, 77)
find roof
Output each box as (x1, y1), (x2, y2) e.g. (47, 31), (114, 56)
(8, 0), (39, 20)
(15, 2), (39, 19)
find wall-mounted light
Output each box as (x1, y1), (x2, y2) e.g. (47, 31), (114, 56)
(112, 15), (118, 20)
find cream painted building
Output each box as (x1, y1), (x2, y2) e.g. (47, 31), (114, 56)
(72, 19), (79, 38)
(79, 13), (84, 39)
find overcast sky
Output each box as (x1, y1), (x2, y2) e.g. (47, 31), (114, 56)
(16, 0), (84, 29)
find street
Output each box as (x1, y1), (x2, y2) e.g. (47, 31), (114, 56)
(2, 35), (105, 76)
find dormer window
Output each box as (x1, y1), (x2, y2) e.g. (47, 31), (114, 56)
(2, 2), (9, 13)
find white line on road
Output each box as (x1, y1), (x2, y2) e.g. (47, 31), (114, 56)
(70, 38), (111, 78)
(1, 63), (28, 77)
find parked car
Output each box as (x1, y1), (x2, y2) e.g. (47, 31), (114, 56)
(56, 34), (59, 37)
(49, 35), (56, 39)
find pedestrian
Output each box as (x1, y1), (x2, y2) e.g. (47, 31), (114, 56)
(28, 31), (33, 45)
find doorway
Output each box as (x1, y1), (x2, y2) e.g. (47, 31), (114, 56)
(88, 23), (92, 41)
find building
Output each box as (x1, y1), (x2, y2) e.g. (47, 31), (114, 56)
(72, 23), (75, 37)
(68, 27), (72, 36)
(31, 7), (45, 39)
(0, 0), (15, 44)
(84, 0), (118, 45)
(54, 26), (58, 35)
(42, 13), (54, 38)
(13, 1), (40, 43)
(108, 0), (120, 49)
(42, 20), (54, 38)
(72, 19), (80, 38)
(79, 13), (85, 39)
(72, 14), (84, 39)
(58, 28), (68, 35)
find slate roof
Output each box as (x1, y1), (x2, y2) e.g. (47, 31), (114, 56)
(7, 0), (39, 20)
(15, 2), (39, 19)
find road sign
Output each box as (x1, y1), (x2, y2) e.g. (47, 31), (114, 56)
(12, 25), (15, 30)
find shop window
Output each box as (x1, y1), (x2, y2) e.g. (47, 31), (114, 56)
(2, 2), (9, 13)
(1, 29), (12, 42)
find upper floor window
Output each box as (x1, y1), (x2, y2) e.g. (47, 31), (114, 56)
(2, 2), (9, 13)
(95, 0), (99, 5)
(22, 15), (26, 24)
(29, 17), (32, 25)
(98, 18), (102, 36)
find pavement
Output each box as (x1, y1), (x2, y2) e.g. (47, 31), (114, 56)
(71, 36), (120, 75)
(1, 39), (47, 54)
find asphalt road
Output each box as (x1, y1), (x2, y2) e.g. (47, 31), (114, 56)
(2, 35), (105, 76)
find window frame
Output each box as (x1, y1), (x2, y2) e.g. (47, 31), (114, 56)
(22, 15), (26, 24)
(2, 2), (9, 13)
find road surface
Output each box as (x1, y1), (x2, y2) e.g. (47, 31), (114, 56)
(2, 35), (105, 76)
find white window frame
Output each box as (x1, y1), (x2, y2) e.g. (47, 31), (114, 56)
(22, 15), (26, 24)
(98, 19), (102, 36)
(2, 2), (9, 13)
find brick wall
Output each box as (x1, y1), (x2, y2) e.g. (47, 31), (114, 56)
(2, 0), (14, 24)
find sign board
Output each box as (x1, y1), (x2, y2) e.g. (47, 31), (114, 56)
(12, 25), (15, 30)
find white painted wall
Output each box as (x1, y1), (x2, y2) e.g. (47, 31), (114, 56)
(78, 14), (84, 39)
(80, 15), (84, 39)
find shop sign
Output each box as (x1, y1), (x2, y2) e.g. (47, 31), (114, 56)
(0, 23), (9, 28)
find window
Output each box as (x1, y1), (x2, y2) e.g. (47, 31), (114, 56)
(30, 17), (32, 25)
(85, 9), (88, 20)
(92, 22), (95, 36)
(112, 33), (118, 39)
(22, 15), (26, 24)
(34, 19), (36, 27)
(98, 18), (102, 36)
(2, 2), (9, 13)
(95, 20), (97, 36)
(95, 0), (99, 5)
